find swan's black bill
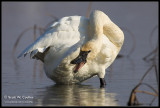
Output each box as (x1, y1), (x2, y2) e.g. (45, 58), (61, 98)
(70, 50), (91, 73)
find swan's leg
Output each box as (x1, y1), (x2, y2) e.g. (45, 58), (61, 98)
(98, 67), (106, 87)
(99, 78), (106, 88)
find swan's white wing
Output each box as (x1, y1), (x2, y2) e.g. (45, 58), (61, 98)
(49, 37), (85, 70)
(17, 16), (89, 59)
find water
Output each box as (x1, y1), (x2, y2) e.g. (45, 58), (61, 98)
(2, 2), (158, 106)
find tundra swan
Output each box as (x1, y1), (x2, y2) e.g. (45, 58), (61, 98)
(18, 10), (124, 87)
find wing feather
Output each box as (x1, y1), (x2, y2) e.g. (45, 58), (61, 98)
(17, 16), (89, 60)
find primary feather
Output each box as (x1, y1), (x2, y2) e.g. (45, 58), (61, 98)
(18, 16), (88, 60)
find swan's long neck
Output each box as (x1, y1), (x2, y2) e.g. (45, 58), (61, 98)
(89, 10), (105, 36)
(81, 10), (124, 60)
(90, 10), (124, 49)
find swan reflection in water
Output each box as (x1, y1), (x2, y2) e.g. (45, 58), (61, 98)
(33, 84), (118, 106)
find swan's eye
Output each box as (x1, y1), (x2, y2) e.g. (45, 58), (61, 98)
(81, 50), (91, 56)
(88, 50), (91, 53)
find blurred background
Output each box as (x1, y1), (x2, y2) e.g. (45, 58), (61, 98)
(2, 2), (158, 106)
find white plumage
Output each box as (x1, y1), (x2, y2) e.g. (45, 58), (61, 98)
(18, 10), (124, 85)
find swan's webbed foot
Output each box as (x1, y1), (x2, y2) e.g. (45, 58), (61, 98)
(99, 78), (106, 88)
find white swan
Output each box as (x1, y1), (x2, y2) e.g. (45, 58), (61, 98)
(18, 10), (124, 87)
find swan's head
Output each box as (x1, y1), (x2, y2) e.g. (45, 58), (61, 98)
(70, 50), (91, 73)
(70, 39), (100, 73)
